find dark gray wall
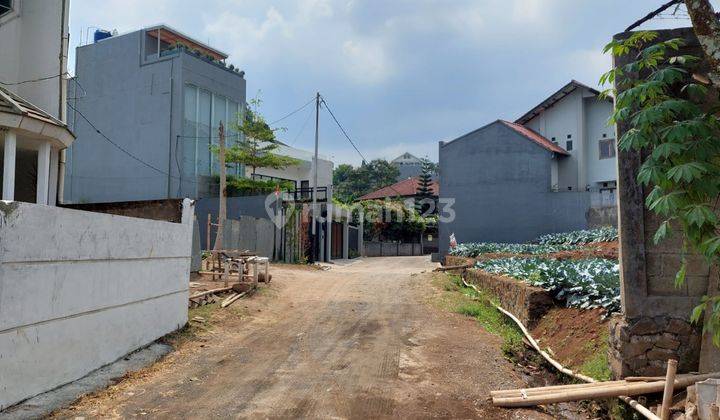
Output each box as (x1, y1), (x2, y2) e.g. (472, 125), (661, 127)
(195, 195), (275, 250)
(438, 121), (590, 255)
(65, 30), (246, 204)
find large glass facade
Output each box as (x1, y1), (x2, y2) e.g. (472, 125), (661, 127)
(182, 84), (243, 183)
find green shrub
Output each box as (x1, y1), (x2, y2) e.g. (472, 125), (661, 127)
(475, 257), (621, 313)
(535, 227), (618, 245)
(449, 242), (578, 257)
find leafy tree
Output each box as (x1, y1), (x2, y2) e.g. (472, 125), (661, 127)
(332, 159), (400, 203)
(601, 32), (720, 341)
(415, 158), (435, 215)
(217, 97), (299, 189)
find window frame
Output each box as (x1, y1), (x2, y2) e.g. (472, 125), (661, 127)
(0, 0), (14, 20)
(599, 138), (616, 160)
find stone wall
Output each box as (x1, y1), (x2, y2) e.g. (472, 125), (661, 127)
(445, 256), (554, 329)
(609, 27), (712, 378)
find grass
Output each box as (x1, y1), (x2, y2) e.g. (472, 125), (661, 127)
(578, 330), (612, 381)
(433, 273), (524, 357)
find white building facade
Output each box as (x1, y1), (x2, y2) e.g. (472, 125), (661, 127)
(248, 143), (334, 192)
(518, 80), (616, 206)
(0, 0), (71, 205)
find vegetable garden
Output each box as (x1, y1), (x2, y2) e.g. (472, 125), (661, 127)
(450, 227), (620, 314)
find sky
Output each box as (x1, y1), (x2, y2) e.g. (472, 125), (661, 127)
(67, 0), (704, 166)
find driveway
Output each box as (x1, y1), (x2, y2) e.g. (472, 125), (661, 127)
(52, 257), (549, 419)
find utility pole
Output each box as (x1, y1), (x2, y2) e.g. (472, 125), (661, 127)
(213, 121), (226, 251)
(312, 93), (320, 232)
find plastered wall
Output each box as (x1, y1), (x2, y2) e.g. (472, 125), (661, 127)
(0, 199), (194, 410)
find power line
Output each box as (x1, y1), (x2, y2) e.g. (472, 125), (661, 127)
(289, 104), (315, 146)
(0, 73), (68, 86)
(268, 96), (315, 126)
(319, 95), (367, 162)
(318, 94), (415, 201)
(67, 101), (195, 183)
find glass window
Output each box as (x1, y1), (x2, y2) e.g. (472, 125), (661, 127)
(182, 85), (198, 178)
(198, 89), (212, 175)
(566, 140), (573, 151)
(0, 0), (12, 18)
(599, 138), (616, 159)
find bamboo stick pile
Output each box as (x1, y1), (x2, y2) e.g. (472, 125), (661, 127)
(491, 371), (720, 408)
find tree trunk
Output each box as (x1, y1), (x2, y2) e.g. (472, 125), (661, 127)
(685, 0), (720, 87)
(213, 122), (226, 251)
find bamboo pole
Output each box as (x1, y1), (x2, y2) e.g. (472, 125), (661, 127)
(189, 286), (233, 300)
(491, 380), (628, 398)
(659, 359), (678, 420)
(460, 275), (662, 420)
(493, 373), (720, 407)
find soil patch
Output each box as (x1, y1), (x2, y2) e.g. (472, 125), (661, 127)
(531, 307), (610, 378)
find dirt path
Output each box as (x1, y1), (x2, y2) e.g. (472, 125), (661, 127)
(53, 257), (551, 419)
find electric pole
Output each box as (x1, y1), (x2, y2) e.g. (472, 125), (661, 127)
(311, 92), (320, 261)
(213, 121), (226, 250)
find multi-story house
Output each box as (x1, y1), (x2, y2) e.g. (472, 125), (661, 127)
(517, 80), (616, 205)
(0, 0), (72, 205)
(438, 80), (617, 256)
(64, 25), (249, 203)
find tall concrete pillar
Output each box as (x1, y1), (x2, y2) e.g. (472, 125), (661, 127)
(36, 141), (51, 205)
(358, 210), (364, 257)
(2, 130), (16, 201)
(342, 214), (349, 259)
(48, 147), (59, 206)
(325, 187), (333, 262)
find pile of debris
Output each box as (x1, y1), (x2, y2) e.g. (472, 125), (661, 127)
(190, 250), (272, 309)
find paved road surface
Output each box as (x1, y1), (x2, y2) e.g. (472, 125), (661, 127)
(53, 257), (550, 419)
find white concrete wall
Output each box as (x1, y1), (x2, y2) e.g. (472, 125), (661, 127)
(584, 98), (617, 185)
(0, 200), (194, 410)
(0, 0), (68, 120)
(524, 89), (582, 190)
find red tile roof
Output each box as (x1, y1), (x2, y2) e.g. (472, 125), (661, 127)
(358, 177), (439, 201)
(500, 120), (570, 156)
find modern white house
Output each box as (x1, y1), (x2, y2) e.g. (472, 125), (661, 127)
(0, 0), (72, 205)
(0, 1), (193, 411)
(248, 142), (334, 192)
(517, 80), (617, 206)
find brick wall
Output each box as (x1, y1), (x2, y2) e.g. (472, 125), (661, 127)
(610, 27), (711, 378)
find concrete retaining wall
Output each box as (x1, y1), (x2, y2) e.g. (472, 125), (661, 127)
(445, 255), (554, 328)
(0, 200), (193, 410)
(364, 242), (423, 257)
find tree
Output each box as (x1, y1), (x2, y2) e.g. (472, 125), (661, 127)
(602, 32), (720, 344)
(219, 97), (299, 188)
(415, 158), (435, 215)
(685, 0), (720, 87)
(332, 159), (400, 203)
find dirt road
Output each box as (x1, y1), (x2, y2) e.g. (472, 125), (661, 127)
(54, 257), (550, 419)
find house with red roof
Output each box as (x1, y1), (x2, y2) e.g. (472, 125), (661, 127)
(437, 80), (617, 256)
(358, 176), (439, 201)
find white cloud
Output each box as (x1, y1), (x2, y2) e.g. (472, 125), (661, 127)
(564, 47), (612, 88)
(341, 38), (393, 84)
(511, 0), (547, 24)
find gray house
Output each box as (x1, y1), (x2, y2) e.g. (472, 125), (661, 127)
(65, 25), (247, 203)
(438, 120), (593, 256)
